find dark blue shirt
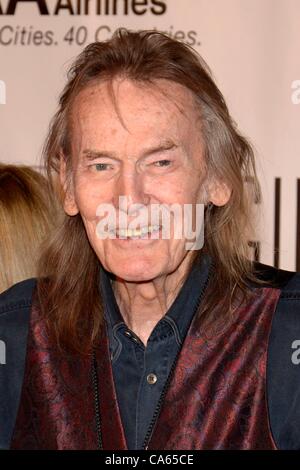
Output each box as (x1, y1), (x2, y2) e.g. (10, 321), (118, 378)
(99, 254), (212, 450)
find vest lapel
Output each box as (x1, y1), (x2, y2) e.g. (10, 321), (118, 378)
(95, 328), (128, 450)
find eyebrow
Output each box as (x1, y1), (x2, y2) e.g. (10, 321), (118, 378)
(82, 140), (179, 161)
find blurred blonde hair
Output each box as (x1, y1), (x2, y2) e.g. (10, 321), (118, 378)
(0, 164), (59, 293)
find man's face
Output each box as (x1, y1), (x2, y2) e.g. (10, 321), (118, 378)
(62, 78), (214, 281)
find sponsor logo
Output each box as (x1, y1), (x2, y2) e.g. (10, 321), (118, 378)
(0, 0), (167, 16)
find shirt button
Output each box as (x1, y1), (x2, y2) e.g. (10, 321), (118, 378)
(147, 373), (158, 385)
(124, 331), (132, 338)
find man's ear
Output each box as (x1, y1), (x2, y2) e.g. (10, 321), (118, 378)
(207, 179), (232, 207)
(59, 152), (79, 216)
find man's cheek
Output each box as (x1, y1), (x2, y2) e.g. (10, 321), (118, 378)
(75, 188), (103, 220)
(81, 218), (102, 249)
(155, 185), (185, 204)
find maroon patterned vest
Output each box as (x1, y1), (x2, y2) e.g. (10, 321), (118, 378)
(11, 285), (281, 450)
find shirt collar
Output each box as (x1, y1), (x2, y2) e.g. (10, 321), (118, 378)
(99, 266), (124, 331)
(163, 252), (212, 342)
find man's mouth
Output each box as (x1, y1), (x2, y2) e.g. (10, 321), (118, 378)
(110, 224), (161, 239)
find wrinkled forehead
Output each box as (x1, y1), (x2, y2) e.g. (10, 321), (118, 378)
(68, 77), (202, 138)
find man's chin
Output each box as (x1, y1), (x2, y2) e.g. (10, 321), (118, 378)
(107, 263), (163, 283)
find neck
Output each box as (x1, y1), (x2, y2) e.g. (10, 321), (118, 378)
(111, 253), (195, 346)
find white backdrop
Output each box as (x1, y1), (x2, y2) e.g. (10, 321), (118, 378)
(0, 0), (299, 270)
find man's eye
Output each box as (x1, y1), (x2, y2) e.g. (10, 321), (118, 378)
(94, 163), (110, 171)
(153, 160), (171, 167)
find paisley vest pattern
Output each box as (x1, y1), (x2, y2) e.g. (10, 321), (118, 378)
(10, 285), (281, 450)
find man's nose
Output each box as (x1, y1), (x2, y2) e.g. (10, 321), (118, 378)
(113, 170), (150, 210)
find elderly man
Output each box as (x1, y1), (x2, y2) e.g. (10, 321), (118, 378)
(0, 29), (300, 450)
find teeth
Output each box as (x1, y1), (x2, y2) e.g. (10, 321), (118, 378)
(115, 225), (160, 237)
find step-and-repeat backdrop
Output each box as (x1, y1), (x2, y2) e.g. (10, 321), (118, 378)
(0, 0), (299, 270)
